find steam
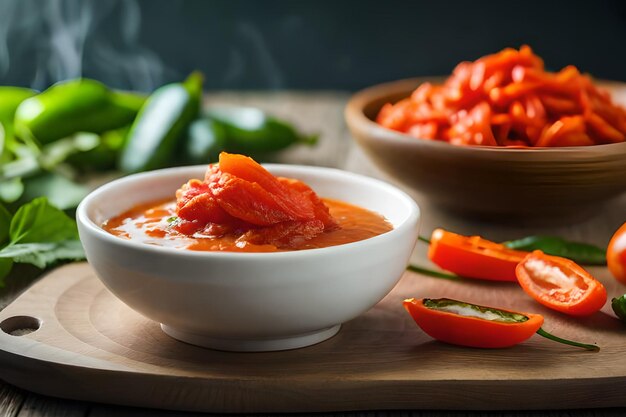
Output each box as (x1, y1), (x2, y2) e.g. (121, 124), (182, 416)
(0, 0), (285, 91)
(229, 22), (283, 89)
(0, 0), (167, 92)
(220, 21), (284, 89)
(0, 0), (18, 76)
(40, 0), (93, 87)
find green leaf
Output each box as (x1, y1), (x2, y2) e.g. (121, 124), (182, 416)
(20, 173), (88, 210)
(0, 203), (11, 245)
(0, 240), (84, 269)
(503, 235), (606, 265)
(9, 197), (78, 244)
(0, 198), (84, 272)
(0, 177), (24, 203)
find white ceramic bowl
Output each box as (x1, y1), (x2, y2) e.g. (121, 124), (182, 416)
(76, 165), (420, 352)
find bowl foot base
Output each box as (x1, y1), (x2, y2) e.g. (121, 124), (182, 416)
(160, 324), (341, 352)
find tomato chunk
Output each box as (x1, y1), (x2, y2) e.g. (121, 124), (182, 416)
(217, 153), (315, 221)
(277, 177), (338, 230)
(209, 172), (299, 226)
(174, 153), (338, 247)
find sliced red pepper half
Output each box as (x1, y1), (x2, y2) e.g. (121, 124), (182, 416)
(515, 251), (607, 316)
(403, 298), (544, 348)
(428, 228), (528, 281)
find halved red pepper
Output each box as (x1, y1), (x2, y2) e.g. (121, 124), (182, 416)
(403, 297), (598, 350)
(428, 228), (528, 282)
(403, 297), (543, 348)
(515, 251), (607, 316)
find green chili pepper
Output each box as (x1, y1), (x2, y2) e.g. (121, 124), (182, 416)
(503, 235), (606, 265)
(204, 107), (317, 153)
(14, 79), (145, 144)
(611, 295), (626, 323)
(109, 90), (147, 116)
(66, 128), (129, 171)
(182, 118), (227, 164)
(120, 72), (203, 173)
(0, 87), (37, 140)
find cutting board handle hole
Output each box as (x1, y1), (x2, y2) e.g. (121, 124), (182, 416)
(0, 316), (41, 336)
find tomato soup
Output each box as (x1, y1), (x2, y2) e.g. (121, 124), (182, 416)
(103, 198), (392, 253)
(103, 153), (394, 252)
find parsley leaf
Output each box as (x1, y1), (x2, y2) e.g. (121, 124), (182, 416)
(0, 197), (85, 284)
(0, 241), (84, 269)
(9, 197), (79, 244)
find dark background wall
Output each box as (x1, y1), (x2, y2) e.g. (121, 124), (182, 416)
(1, 0), (625, 92)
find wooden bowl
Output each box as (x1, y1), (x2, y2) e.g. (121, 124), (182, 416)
(345, 77), (626, 225)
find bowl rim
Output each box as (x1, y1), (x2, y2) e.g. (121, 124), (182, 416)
(76, 164), (421, 260)
(345, 76), (626, 154)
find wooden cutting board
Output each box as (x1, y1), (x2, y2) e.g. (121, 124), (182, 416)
(0, 262), (625, 413)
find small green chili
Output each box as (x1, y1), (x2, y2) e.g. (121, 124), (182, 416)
(503, 235), (606, 265)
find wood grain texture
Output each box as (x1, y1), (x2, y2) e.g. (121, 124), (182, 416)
(15, 395), (89, 417)
(0, 91), (625, 416)
(0, 262), (625, 413)
(87, 410), (626, 417)
(0, 385), (24, 417)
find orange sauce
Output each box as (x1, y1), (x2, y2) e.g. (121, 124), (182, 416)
(103, 198), (393, 253)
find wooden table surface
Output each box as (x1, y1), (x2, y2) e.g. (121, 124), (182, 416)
(1, 92), (625, 417)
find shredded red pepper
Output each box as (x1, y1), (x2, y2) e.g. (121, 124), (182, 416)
(377, 45), (626, 147)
